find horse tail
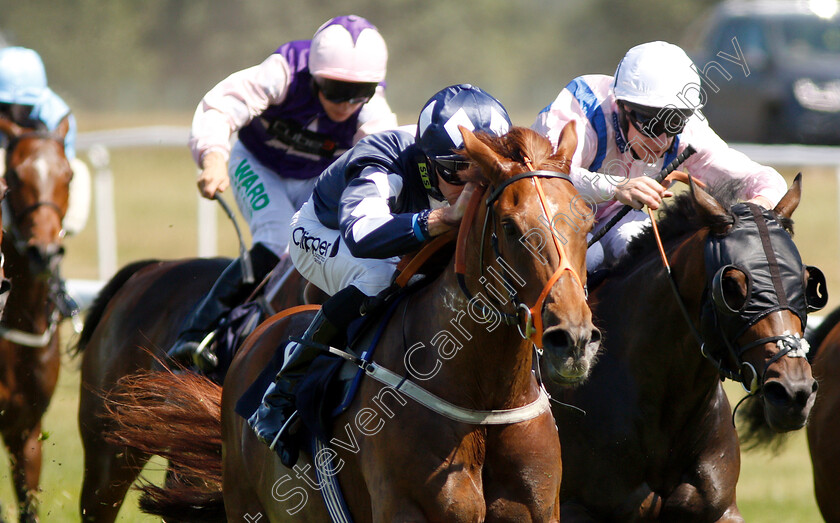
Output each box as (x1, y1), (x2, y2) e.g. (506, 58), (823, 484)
(105, 369), (225, 521)
(69, 259), (161, 357)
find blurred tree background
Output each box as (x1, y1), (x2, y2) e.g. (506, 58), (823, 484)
(0, 0), (721, 122)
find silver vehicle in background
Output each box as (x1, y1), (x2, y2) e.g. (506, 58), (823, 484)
(684, 0), (840, 144)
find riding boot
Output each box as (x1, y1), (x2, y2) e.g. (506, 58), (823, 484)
(248, 285), (368, 466)
(168, 243), (278, 369)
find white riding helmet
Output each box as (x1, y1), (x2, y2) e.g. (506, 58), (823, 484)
(0, 47), (48, 106)
(613, 41), (703, 110)
(308, 15), (387, 83)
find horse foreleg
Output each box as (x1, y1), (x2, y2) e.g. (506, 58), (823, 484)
(659, 482), (743, 523)
(5, 424), (42, 523)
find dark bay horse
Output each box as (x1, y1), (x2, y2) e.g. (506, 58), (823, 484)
(75, 256), (313, 522)
(549, 175), (822, 522)
(108, 124), (600, 521)
(0, 117), (72, 522)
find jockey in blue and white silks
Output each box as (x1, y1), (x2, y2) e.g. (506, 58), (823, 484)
(533, 41), (787, 271)
(170, 15), (398, 366)
(246, 84), (512, 464)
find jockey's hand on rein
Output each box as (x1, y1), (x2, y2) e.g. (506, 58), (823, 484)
(614, 176), (673, 211)
(428, 182), (477, 236)
(197, 151), (230, 199)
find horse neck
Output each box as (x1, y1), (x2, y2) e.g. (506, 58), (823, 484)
(1, 235), (51, 329)
(405, 266), (538, 410)
(599, 230), (719, 398)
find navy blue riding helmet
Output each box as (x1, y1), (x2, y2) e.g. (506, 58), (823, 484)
(415, 84), (512, 187)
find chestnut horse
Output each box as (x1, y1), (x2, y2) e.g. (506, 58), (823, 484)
(75, 256), (313, 522)
(549, 176), (822, 522)
(107, 124), (600, 521)
(0, 117), (72, 522)
(799, 304), (840, 522)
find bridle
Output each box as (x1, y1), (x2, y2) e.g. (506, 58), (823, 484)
(454, 158), (586, 349)
(0, 130), (70, 347)
(648, 199), (824, 394)
(3, 130), (67, 256)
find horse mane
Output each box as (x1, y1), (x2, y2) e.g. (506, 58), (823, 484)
(70, 259), (161, 357)
(805, 304), (840, 362)
(458, 126), (567, 184)
(606, 178), (793, 277)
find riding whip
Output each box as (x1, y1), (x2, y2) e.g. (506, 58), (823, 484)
(588, 144), (697, 247)
(214, 195), (255, 284)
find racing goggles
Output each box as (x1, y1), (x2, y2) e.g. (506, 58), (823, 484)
(624, 104), (691, 138)
(315, 78), (378, 105)
(430, 155), (471, 185)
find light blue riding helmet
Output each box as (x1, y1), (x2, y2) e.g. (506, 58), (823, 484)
(0, 47), (48, 105)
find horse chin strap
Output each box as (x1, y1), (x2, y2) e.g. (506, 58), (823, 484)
(454, 159), (584, 350)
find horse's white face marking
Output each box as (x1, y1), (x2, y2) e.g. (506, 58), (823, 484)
(33, 157), (50, 186)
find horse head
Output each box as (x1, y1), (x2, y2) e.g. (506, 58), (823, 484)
(0, 117), (71, 276)
(458, 122), (601, 385)
(690, 174), (822, 432)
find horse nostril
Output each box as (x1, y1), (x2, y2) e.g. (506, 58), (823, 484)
(590, 328), (602, 346)
(541, 329), (571, 351)
(763, 381), (789, 406)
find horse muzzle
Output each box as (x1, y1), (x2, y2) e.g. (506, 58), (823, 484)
(761, 369), (818, 431)
(26, 242), (65, 275)
(540, 323), (602, 386)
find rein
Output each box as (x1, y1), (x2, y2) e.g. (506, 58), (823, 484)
(454, 159), (584, 349)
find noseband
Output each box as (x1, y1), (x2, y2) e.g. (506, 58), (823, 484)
(454, 162), (585, 349)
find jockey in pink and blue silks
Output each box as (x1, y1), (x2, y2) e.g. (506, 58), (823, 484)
(533, 41), (787, 271)
(169, 15), (398, 366)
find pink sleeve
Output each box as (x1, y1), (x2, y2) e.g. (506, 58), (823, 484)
(533, 90), (616, 203)
(188, 54), (291, 166)
(681, 117), (787, 206)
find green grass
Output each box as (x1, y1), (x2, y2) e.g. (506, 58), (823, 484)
(0, 117), (835, 520)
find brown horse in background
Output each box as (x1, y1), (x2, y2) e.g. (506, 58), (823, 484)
(797, 305), (840, 522)
(106, 124), (600, 521)
(0, 117), (71, 522)
(549, 176), (821, 522)
(75, 255), (314, 522)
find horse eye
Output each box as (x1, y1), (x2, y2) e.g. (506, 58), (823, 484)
(501, 219), (519, 237)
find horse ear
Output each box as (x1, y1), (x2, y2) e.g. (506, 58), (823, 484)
(689, 175), (730, 233)
(773, 173), (801, 220)
(0, 117), (24, 139)
(55, 116), (71, 140)
(552, 120), (578, 172)
(459, 125), (513, 183)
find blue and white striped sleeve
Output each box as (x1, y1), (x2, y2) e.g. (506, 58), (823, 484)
(338, 166), (424, 259)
